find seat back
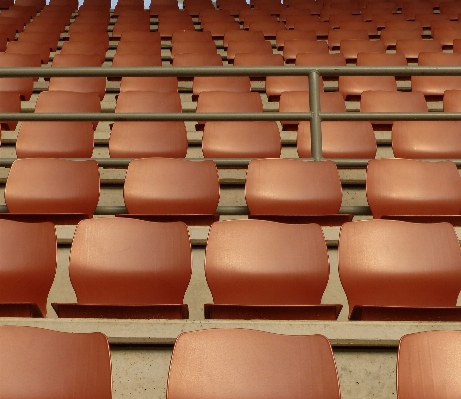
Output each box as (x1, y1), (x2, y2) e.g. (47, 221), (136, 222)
(339, 220), (461, 317)
(0, 326), (112, 399)
(167, 329), (340, 399)
(124, 158), (220, 215)
(116, 91), (182, 112)
(366, 158), (461, 218)
(196, 91), (263, 113)
(398, 331), (461, 399)
(205, 220), (329, 305)
(5, 159), (100, 216)
(70, 218), (191, 305)
(246, 159), (343, 215)
(0, 220), (56, 316)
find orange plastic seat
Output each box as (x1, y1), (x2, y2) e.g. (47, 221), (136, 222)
(171, 29), (212, 43)
(198, 8), (232, 21)
(0, 15), (24, 34)
(0, 220), (56, 317)
(17, 121), (94, 158)
(398, 331), (461, 398)
(431, 19), (461, 30)
(279, 91), (346, 128)
(245, 159), (351, 225)
(279, 7), (313, 22)
(360, 91), (428, 124)
(217, 0), (249, 15)
(202, 121), (281, 158)
(366, 158), (461, 222)
(412, 52), (461, 95)
(112, 53), (163, 68)
(370, 13), (408, 29)
(329, 14), (365, 28)
(120, 31), (161, 43)
(23, 23), (61, 40)
(167, 329), (340, 399)
(444, 89), (461, 112)
(384, 20), (423, 33)
(223, 29), (265, 48)
(120, 76), (178, 92)
(287, 15), (323, 29)
(296, 52), (347, 66)
(356, 51), (408, 66)
(432, 27), (461, 47)
(4, 159), (100, 224)
(395, 39), (442, 59)
(339, 219), (461, 320)
(121, 158), (220, 225)
(392, 121), (461, 158)
(0, 20), (18, 41)
(60, 41), (106, 64)
(49, 54), (106, 100)
(338, 20), (379, 35)
(234, 53), (284, 66)
(17, 30), (59, 51)
(0, 53), (40, 100)
(6, 41), (50, 64)
(380, 28), (422, 48)
(401, 2), (434, 19)
(204, 220), (342, 320)
(226, 40), (273, 62)
(192, 76), (251, 97)
(150, 0), (178, 15)
(414, 12), (450, 28)
(339, 75), (396, 98)
(157, 21), (196, 38)
(283, 39), (329, 62)
(116, 90), (182, 113)
(275, 29), (316, 49)
(339, 39), (386, 60)
(248, 21), (286, 38)
(115, 41), (162, 56)
(0, 92), (21, 130)
(294, 21), (331, 36)
(239, 8), (272, 23)
(200, 20), (241, 37)
(171, 41), (217, 60)
(327, 29), (369, 49)
(35, 90), (101, 130)
(172, 52), (223, 66)
(68, 31), (109, 52)
(297, 121), (377, 158)
(52, 218), (191, 319)
(112, 21), (151, 38)
(0, 327), (112, 399)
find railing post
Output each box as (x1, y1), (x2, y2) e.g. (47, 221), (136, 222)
(308, 70), (323, 161)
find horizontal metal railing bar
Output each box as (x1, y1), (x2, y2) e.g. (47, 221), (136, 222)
(0, 204), (373, 216)
(1, 112), (461, 122)
(3, 66), (461, 77)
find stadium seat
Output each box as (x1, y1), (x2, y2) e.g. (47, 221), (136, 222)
(395, 39), (443, 60)
(120, 77), (178, 92)
(223, 29), (266, 48)
(115, 41), (162, 56)
(226, 40), (273, 62)
(384, 20), (423, 33)
(0, 220), (56, 317)
(217, 0), (249, 15)
(293, 21), (331, 36)
(4, 158), (100, 224)
(171, 41), (217, 61)
(370, 13), (408, 30)
(204, 220), (342, 320)
(157, 21), (196, 39)
(279, 7), (313, 23)
(275, 29), (316, 49)
(339, 219), (461, 320)
(16, 121), (94, 158)
(52, 218), (192, 319)
(18, 31), (59, 52)
(0, 19), (19, 41)
(150, 0), (178, 15)
(283, 39), (329, 63)
(327, 29), (369, 49)
(120, 31), (161, 43)
(279, 91), (346, 128)
(200, 20), (241, 37)
(432, 27), (461, 46)
(248, 21), (286, 38)
(116, 90), (182, 113)
(0, 53), (40, 100)
(234, 52), (284, 67)
(172, 52), (223, 67)
(34, 90), (101, 130)
(297, 121), (377, 158)
(60, 41), (107, 64)
(192, 76), (251, 97)
(400, 2), (434, 19)
(112, 21), (151, 39)
(398, 331), (461, 399)
(121, 158), (220, 225)
(366, 158), (461, 222)
(380, 28), (422, 48)
(339, 75), (397, 98)
(338, 20), (379, 35)
(339, 39), (386, 60)
(444, 89), (461, 112)
(328, 14), (365, 28)
(49, 54), (106, 100)
(202, 121), (281, 158)
(0, 326), (112, 399)
(0, 92), (21, 130)
(68, 31), (110, 52)
(356, 51), (408, 67)
(6, 41), (50, 64)
(412, 52), (461, 95)
(167, 329), (341, 399)
(112, 53), (162, 67)
(171, 30), (212, 43)
(245, 159), (352, 225)
(360, 91), (428, 124)
(392, 121), (461, 158)
(414, 12), (450, 28)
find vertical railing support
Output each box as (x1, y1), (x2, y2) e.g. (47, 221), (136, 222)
(308, 70), (323, 161)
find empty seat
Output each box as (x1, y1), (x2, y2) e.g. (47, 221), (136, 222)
(0, 326), (112, 399)
(395, 39), (442, 60)
(17, 121), (94, 158)
(297, 121), (377, 158)
(167, 329), (340, 399)
(120, 31), (161, 43)
(366, 158), (461, 222)
(112, 21), (151, 38)
(0, 220), (56, 317)
(204, 220), (342, 320)
(275, 29), (316, 49)
(339, 39), (386, 60)
(432, 27), (461, 46)
(339, 75), (396, 98)
(0, 92), (21, 130)
(115, 41), (161, 56)
(192, 76), (251, 97)
(392, 121), (461, 158)
(384, 20), (423, 33)
(223, 30), (266, 48)
(111, 53), (163, 68)
(120, 77), (178, 92)
(202, 121), (281, 158)
(279, 91), (346, 128)
(234, 52), (284, 67)
(172, 53), (223, 67)
(18, 31), (59, 52)
(116, 91), (182, 113)
(248, 21), (286, 38)
(338, 20), (379, 35)
(245, 159), (352, 225)
(68, 31), (109, 52)
(356, 51), (408, 66)
(34, 91), (101, 130)
(327, 29), (369, 49)
(339, 219), (461, 320)
(4, 159), (100, 224)
(283, 39), (329, 62)
(398, 331), (461, 398)
(49, 54), (106, 100)
(158, 21), (196, 38)
(360, 91), (428, 124)
(412, 52), (461, 95)
(294, 21), (331, 36)
(171, 29), (213, 43)
(380, 28), (422, 48)
(200, 20), (241, 37)
(0, 53), (40, 100)
(60, 41), (106, 64)
(226, 40), (273, 62)
(414, 12), (450, 29)
(52, 218), (192, 319)
(121, 158), (220, 225)
(444, 89), (461, 112)
(6, 41), (50, 64)
(171, 41), (217, 60)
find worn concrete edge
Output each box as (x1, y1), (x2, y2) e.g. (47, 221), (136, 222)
(0, 318), (459, 347)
